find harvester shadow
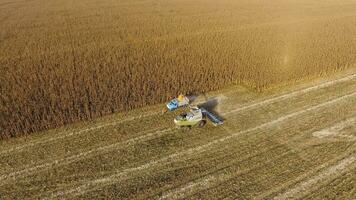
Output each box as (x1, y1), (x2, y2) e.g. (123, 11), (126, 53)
(198, 97), (226, 122)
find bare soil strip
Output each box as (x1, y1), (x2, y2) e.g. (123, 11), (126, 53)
(1, 73), (356, 156)
(46, 91), (356, 199)
(273, 155), (356, 200)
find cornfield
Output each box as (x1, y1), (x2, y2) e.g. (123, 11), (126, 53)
(1, 0), (356, 138)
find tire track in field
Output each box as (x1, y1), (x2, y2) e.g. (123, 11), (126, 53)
(45, 91), (356, 199)
(0, 111), (161, 155)
(158, 149), (291, 200)
(1, 73), (355, 156)
(149, 139), (286, 199)
(307, 172), (356, 200)
(256, 142), (356, 200)
(157, 101), (356, 199)
(0, 127), (174, 184)
(312, 116), (356, 140)
(158, 126), (301, 199)
(273, 155), (356, 200)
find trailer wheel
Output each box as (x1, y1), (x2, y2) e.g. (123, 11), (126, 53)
(199, 120), (206, 127)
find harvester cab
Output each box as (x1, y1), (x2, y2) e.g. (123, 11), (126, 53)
(174, 106), (205, 128)
(166, 94), (189, 111)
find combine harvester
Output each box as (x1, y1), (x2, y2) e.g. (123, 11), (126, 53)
(166, 94), (223, 129)
(174, 106), (223, 129)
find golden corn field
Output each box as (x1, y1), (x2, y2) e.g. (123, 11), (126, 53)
(1, 0), (356, 138)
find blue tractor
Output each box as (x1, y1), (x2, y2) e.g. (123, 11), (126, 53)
(166, 94), (190, 111)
